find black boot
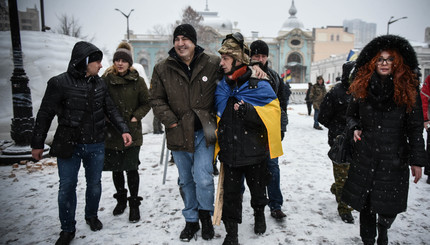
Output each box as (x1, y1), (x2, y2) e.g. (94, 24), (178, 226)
(113, 189), (128, 216)
(254, 208), (266, 234)
(179, 222), (200, 242)
(223, 221), (238, 245)
(128, 196), (143, 223)
(199, 210), (214, 240)
(55, 230), (75, 245)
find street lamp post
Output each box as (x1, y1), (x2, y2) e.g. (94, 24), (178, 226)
(387, 16), (407, 34)
(0, 0), (50, 164)
(115, 8), (134, 41)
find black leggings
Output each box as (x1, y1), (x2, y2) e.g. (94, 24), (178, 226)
(112, 170), (140, 196)
(360, 204), (397, 240)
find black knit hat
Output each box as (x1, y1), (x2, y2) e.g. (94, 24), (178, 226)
(88, 51), (103, 63)
(113, 42), (133, 65)
(173, 24), (197, 45)
(250, 40), (269, 56)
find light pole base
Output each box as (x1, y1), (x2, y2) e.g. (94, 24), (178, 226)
(0, 140), (50, 165)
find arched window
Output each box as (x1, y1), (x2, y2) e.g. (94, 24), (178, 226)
(287, 53), (301, 64)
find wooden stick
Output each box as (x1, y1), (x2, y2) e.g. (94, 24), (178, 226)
(213, 162), (224, 226)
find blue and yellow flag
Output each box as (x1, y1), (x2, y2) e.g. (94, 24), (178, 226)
(214, 78), (283, 159)
(346, 49), (358, 61)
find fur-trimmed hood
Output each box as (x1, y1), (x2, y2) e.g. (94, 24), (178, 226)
(352, 35), (419, 79)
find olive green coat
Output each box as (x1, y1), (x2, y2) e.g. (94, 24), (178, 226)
(150, 48), (220, 152)
(310, 83), (327, 110)
(103, 69), (150, 150)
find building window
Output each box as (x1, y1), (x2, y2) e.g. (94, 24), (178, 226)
(139, 58), (149, 76)
(331, 34), (334, 41)
(336, 34), (340, 41)
(290, 39), (301, 46)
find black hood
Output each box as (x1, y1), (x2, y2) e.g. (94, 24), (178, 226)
(67, 41), (103, 78)
(341, 60), (356, 88)
(352, 35), (418, 80)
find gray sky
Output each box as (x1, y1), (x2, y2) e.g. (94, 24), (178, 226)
(18, 0), (430, 54)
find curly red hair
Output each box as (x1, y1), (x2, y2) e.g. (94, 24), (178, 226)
(349, 49), (419, 112)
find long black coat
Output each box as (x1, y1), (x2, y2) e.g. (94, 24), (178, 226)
(341, 80), (426, 214)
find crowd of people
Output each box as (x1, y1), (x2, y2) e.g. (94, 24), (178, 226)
(30, 23), (429, 245)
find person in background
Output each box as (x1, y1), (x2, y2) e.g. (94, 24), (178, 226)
(149, 24), (219, 242)
(102, 42), (151, 223)
(31, 41), (132, 245)
(318, 61), (356, 224)
(215, 32), (283, 245)
(250, 40), (287, 220)
(310, 76), (327, 130)
(341, 35), (426, 245)
(419, 74), (430, 184)
(305, 82), (313, 116)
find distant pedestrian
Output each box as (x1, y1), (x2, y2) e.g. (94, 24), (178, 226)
(305, 82), (313, 115)
(419, 74), (430, 184)
(310, 76), (326, 129)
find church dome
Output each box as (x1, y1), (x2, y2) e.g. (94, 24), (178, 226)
(279, 0), (304, 33)
(198, 6), (233, 35)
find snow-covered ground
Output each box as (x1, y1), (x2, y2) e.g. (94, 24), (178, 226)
(0, 104), (429, 245)
(0, 31), (429, 245)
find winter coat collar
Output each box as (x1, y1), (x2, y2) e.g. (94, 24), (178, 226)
(366, 72), (396, 111)
(104, 69), (139, 85)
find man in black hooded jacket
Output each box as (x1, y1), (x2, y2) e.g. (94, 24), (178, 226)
(31, 41), (132, 245)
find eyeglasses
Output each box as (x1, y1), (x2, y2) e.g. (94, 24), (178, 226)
(377, 57), (394, 65)
(222, 32), (250, 56)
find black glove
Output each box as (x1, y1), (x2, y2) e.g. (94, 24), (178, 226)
(281, 131), (285, 141)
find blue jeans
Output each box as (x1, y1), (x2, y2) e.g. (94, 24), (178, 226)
(172, 130), (214, 222)
(314, 108), (320, 128)
(267, 157), (283, 211)
(57, 143), (105, 232)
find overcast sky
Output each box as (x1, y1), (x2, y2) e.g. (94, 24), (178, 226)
(17, 0), (430, 54)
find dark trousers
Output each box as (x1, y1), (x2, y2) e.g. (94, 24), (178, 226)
(360, 203), (397, 242)
(222, 161), (269, 223)
(306, 102), (312, 115)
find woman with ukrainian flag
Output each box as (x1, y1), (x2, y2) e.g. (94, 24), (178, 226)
(214, 32), (283, 245)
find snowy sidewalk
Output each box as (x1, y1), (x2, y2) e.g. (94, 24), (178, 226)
(1, 104), (429, 245)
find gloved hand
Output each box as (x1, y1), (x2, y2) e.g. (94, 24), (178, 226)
(281, 131), (285, 141)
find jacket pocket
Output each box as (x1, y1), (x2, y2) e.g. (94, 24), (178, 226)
(166, 123), (185, 148)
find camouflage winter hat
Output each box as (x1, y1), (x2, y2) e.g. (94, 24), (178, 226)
(218, 32), (250, 65)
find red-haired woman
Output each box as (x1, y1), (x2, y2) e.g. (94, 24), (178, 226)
(341, 35), (427, 245)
